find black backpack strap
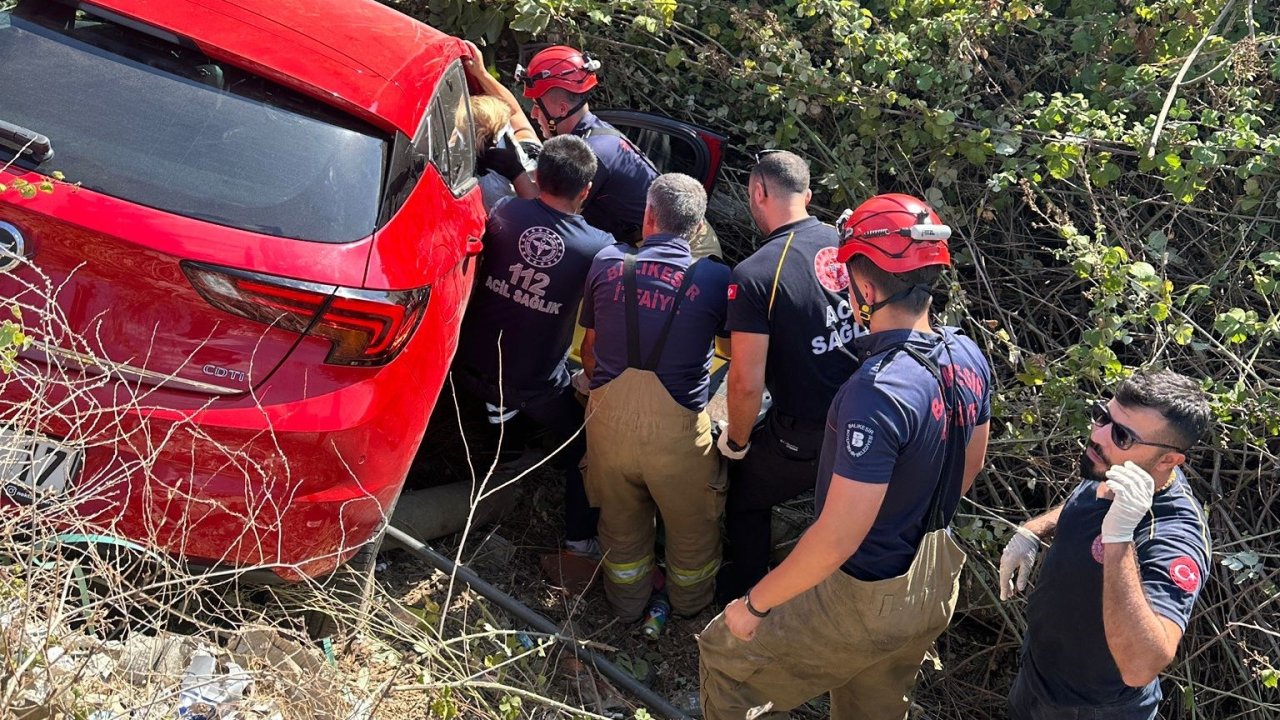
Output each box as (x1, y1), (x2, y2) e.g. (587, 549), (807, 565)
(865, 339), (965, 533)
(643, 259), (703, 370)
(623, 251), (642, 368)
(583, 124), (660, 175)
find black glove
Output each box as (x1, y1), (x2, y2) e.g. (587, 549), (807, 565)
(479, 145), (526, 181)
(480, 129), (539, 181)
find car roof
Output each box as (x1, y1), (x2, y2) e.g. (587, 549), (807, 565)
(87, 0), (461, 135)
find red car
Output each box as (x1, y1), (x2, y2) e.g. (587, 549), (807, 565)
(0, 0), (727, 584)
(0, 0), (486, 581)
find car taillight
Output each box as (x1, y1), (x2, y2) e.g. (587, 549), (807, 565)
(182, 262), (430, 366)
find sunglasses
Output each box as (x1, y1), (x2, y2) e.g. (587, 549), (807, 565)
(752, 149), (783, 197)
(1090, 402), (1185, 452)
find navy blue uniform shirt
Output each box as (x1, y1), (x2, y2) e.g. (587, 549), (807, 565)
(456, 197), (613, 405)
(815, 328), (992, 580)
(1020, 472), (1210, 716)
(570, 112), (658, 241)
(580, 233), (730, 411)
(727, 216), (862, 422)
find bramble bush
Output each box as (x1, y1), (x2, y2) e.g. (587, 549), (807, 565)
(388, 0), (1280, 716)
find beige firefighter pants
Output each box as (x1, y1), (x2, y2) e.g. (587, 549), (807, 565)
(698, 527), (966, 720)
(584, 368), (725, 621)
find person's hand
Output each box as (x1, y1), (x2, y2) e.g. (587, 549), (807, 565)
(724, 597), (762, 641)
(462, 40), (485, 72)
(570, 370), (591, 396)
(716, 421), (749, 460)
(479, 145), (527, 181)
(1101, 461), (1155, 544)
(998, 526), (1040, 601)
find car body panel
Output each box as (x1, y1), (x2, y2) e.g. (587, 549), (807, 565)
(0, 0), (482, 578)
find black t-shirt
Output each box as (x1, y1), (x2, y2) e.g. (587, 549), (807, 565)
(726, 216), (861, 422)
(1021, 472), (1210, 714)
(455, 197), (613, 405)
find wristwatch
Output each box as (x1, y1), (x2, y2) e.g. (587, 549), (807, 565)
(743, 591), (771, 618)
(726, 436), (748, 453)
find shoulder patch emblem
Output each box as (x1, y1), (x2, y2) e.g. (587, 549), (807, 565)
(518, 226), (566, 268)
(845, 421), (875, 459)
(814, 246), (850, 293)
(727, 283), (738, 300)
(1169, 556), (1201, 593)
(1091, 534), (1105, 564)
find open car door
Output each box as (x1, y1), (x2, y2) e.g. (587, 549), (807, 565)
(592, 110), (728, 193)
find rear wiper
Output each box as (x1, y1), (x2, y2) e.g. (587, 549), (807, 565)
(0, 119), (54, 163)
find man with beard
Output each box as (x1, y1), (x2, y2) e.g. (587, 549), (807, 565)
(999, 369), (1212, 720)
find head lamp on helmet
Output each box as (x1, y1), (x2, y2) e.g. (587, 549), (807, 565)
(518, 46), (601, 100)
(836, 193), (952, 273)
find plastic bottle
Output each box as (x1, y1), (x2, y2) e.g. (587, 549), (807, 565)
(641, 594), (671, 637)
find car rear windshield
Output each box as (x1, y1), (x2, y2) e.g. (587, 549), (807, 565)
(0, 2), (388, 243)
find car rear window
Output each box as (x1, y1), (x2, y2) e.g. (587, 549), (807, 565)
(0, 2), (388, 243)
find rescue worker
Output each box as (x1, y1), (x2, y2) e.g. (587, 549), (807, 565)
(698, 193), (992, 720)
(999, 369), (1212, 720)
(715, 150), (861, 602)
(452, 135), (613, 555)
(515, 45), (658, 244)
(579, 173), (731, 621)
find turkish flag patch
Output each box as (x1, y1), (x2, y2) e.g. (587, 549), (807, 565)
(727, 284), (738, 300)
(1168, 556), (1201, 593)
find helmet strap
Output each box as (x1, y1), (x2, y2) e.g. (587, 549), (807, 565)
(849, 280), (931, 328)
(535, 93), (592, 135)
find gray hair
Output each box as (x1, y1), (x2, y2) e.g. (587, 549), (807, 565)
(645, 173), (706, 239)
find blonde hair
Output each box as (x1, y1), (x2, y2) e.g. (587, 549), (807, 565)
(470, 95), (512, 149)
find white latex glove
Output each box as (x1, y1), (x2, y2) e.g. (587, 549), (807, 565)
(716, 421), (749, 460)
(1101, 461), (1155, 544)
(998, 526), (1041, 601)
(570, 370), (591, 396)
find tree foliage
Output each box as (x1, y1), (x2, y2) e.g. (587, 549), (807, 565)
(391, 0), (1279, 715)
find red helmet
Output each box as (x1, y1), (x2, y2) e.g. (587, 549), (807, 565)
(516, 46), (601, 100)
(836, 193), (952, 273)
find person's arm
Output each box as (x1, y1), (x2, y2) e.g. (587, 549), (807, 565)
(724, 332), (766, 447)
(512, 174), (538, 198)
(715, 334), (732, 361)
(724, 474), (887, 639)
(961, 421), (990, 495)
(462, 41), (538, 143)
(1023, 504), (1064, 541)
(1102, 543), (1184, 686)
(580, 328), (597, 381)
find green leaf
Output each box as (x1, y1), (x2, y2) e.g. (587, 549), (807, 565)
(994, 133), (1022, 156)
(1128, 262), (1157, 281)
(1171, 323), (1194, 345)
(665, 47), (685, 69)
